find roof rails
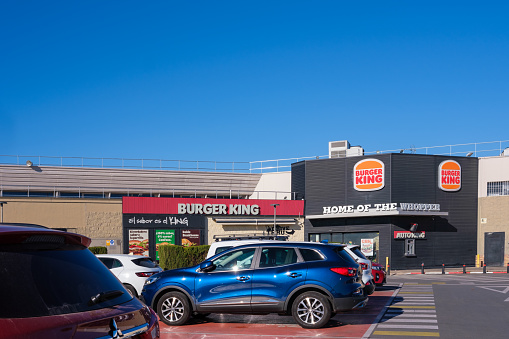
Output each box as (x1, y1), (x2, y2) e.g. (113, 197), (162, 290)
(213, 233), (288, 242)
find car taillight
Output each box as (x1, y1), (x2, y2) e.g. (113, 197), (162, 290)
(136, 272), (156, 277)
(360, 263), (368, 270)
(330, 267), (357, 277)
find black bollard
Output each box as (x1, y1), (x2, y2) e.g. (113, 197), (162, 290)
(442, 264), (445, 274)
(507, 263), (509, 274)
(421, 262), (425, 274)
(463, 265), (466, 274)
(387, 264), (390, 276)
(483, 264), (486, 274)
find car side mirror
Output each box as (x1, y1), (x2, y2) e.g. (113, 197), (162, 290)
(200, 261), (216, 273)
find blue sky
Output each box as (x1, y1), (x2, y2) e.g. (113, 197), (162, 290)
(1, 1), (508, 163)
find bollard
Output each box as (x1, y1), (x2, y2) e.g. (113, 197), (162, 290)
(507, 263), (509, 274)
(421, 262), (425, 274)
(442, 263), (445, 274)
(463, 264), (466, 274)
(483, 264), (486, 274)
(387, 264), (390, 276)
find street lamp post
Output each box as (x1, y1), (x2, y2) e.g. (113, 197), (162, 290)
(0, 201), (7, 223)
(270, 203), (280, 235)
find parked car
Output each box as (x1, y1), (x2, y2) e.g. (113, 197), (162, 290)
(142, 241), (368, 329)
(371, 262), (387, 286)
(97, 254), (162, 298)
(344, 244), (375, 295)
(0, 223), (159, 339)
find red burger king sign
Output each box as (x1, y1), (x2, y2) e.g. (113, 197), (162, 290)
(354, 159), (385, 191)
(439, 160), (461, 191)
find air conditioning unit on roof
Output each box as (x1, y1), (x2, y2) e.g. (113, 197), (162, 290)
(329, 140), (350, 158)
(329, 141), (364, 158)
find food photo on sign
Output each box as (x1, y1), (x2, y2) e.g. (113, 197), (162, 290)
(361, 239), (374, 257)
(181, 229), (200, 247)
(128, 229), (149, 256)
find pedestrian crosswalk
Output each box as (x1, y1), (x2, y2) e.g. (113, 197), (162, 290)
(370, 283), (440, 338)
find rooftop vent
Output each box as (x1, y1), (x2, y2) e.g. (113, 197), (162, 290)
(329, 141), (364, 158)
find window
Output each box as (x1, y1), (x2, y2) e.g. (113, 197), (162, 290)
(259, 247), (298, 268)
(99, 258), (123, 269)
(0, 248), (132, 318)
(214, 246), (234, 255)
(405, 239), (416, 256)
(487, 181), (509, 196)
(212, 248), (256, 271)
(132, 257), (158, 268)
(299, 248), (324, 262)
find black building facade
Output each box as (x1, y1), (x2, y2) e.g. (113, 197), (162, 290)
(291, 153), (478, 270)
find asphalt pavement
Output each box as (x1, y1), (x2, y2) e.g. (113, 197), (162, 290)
(390, 265), (508, 275)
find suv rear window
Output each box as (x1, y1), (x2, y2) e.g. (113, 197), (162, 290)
(132, 257), (159, 268)
(0, 246), (132, 318)
(299, 248), (324, 262)
(334, 247), (358, 264)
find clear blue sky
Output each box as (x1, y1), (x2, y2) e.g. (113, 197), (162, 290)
(1, 1), (508, 163)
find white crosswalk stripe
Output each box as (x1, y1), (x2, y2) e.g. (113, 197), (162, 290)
(371, 283), (440, 338)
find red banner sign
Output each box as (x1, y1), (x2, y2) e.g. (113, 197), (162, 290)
(394, 231), (426, 239)
(123, 197), (304, 216)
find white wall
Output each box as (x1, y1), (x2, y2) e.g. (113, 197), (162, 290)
(249, 172), (292, 200)
(478, 156), (509, 197)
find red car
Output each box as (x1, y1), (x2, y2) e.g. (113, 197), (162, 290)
(0, 223), (159, 339)
(371, 262), (386, 286)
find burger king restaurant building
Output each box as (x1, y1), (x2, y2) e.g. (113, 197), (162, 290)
(291, 153), (478, 270)
(122, 197), (305, 260)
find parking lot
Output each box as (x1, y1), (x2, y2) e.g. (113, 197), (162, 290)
(155, 272), (509, 339)
(157, 286), (397, 339)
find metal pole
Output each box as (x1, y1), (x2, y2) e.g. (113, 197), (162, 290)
(0, 202), (6, 223)
(270, 203), (279, 235)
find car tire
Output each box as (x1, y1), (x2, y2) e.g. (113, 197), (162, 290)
(291, 291), (331, 329)
(157, 291), (191, 326)
(123, 284), (138, 298)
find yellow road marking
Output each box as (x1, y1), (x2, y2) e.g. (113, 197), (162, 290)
(373, 330), (439, 337)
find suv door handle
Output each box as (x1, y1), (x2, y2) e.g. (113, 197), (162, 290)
(237, 276), (250, 281)
(289, 273), (302, 278)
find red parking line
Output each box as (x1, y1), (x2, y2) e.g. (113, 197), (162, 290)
(158, 289), (394, 339)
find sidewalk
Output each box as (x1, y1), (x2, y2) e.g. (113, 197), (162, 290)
(390, 266), (509, 275)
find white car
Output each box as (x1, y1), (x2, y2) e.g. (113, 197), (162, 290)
(344, 245), (375, 295)
(96, 254), (162, 298)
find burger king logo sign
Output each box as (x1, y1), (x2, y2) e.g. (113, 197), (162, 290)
(354, 159), (385, 191)
(439, 160), (461, 191)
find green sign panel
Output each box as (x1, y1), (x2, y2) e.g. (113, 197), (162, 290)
(155, 229), (175, 260)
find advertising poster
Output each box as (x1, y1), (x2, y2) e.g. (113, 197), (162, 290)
(361, 239), (374, 257)
(182, 229), (200, 246)
(155, 229), (175, 260)
(128, 229), (149, 256)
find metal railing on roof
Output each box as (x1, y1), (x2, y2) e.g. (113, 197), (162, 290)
(0, 184), (296, 200)
(1, 140), (507, 174)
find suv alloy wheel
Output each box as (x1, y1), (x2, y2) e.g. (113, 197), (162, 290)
(157, 291), (191, 326)
(292, 291), (332, 329)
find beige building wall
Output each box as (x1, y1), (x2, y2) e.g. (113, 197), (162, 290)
(0, 197), (123, 251)
(477, 156), (509, 266)
(478, 196), (509, 265)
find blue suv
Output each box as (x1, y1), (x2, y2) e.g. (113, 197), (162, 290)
(142, 242), (367, 329)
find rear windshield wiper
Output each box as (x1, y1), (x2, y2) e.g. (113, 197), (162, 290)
(88, 290), (125, 306)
